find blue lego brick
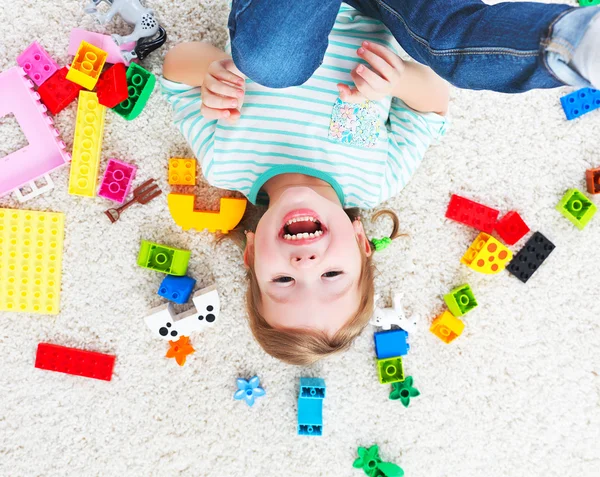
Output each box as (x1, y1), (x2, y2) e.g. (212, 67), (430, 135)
(560, 88), (600, 120)
(298, 397), (323, 436)
(374, 329), (410, 359)
(299, 377), (326, 399)
(157, 275), (196, 304)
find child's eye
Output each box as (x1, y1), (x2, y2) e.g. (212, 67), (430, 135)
(322, 271), (343, 278)
(273, 276), (294, 283)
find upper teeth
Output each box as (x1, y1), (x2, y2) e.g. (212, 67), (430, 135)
(285, 216), (317, 226)
(283, 230), (324, 240)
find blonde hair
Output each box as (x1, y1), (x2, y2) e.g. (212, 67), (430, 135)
(221, 207), (401, 365)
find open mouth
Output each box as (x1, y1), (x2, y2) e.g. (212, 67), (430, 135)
(280, 214), (326, 241)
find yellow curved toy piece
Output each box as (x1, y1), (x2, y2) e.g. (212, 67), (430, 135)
(168, 193), (247, 234)
(460, 232), (513, 275)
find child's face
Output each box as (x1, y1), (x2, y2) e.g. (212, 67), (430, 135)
(245, 186), (371, 335)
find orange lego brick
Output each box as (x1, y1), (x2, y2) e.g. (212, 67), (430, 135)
(168, 158), (196, 185)
(461, 232), (512, 274)
(586, 167), (600, 195)
(430, 311), (464, 344)
(66, 41), (107, 90)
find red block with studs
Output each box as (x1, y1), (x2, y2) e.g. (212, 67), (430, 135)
(96, 63), (128, 108)
(35, 343), (115, 381)
(586, 167), (600, 195)
(494, 211), (530, 245)
(445, 194), (500, 233)
(37, 67), (83, 115)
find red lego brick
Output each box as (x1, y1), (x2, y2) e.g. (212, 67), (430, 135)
(37, 67), (83, 115)
(96, 63), (128, 108)
(445, 194), (500, 233)
(494, 211), (530, 245)
(586, 167), (600, 195)
(35, 343), (115, 381)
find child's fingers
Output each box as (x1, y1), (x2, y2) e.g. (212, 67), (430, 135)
(205, 74), (245, 99)
(337, 83), (366, 103)
(202, 90), (240, 110)
(357, 45), (395, 80)
(350, 72), (377, 100)
(201, 104), (238, 121)
(361, 41), (403, 70)
(354, 64), (388, 91)
(212, 59), (245, 86)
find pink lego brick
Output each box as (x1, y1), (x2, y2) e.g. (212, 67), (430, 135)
(98, 158), (137, 203)
(16, 41), (59, 87)
(0, 67), (71, 199)
(68, 28), (136, 66)
(35, 343), (115, 381)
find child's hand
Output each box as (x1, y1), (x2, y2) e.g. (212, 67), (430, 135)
(338, 41), (405, 102)
(201, 59), (246, 122)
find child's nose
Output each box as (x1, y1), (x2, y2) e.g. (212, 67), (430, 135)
(291, 254), (318, 267)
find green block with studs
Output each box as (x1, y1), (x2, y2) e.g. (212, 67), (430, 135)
(112, 63), (156, 121)
(377, 357), (405, 384)
(137, 240), (190, 276)
(579, 0), (600, 6)
(444, 284), (478, 317)
(556, 189), (597, 230)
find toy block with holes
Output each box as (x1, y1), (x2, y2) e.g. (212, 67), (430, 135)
(443, 284), (478, 317)
(68, 91), (106, 197)
(137, 240), (190, 276)
(374, 330), (410, 359)
(17, 42), (59, 87)
(494, 211), (530, 246)
(579, 0), (600, 5)
(35, 343), (115, 381)
(168, 194), (247, 234)
(98, 158), (137, 203)
(68, 28), (135, 66)
(587, 167), (600, 195)
(0, 208), (65, 314)
(560, 87), (600, 120)
(300, 378), (326, 399)
(13, 176), (55, 204)
(96, 64), (128, 108)
(445, 194), (499, 233)
(168, 158), (196, 185)
(430, 310), (465, 344)
(37, 67), (83, 116)
(112, 63), (156, 120)
(66, 41), (108, 90)
(297, 377), (325, 436)
(0, 67), (70, 200)
(461, 232), (513, 274)
(377, 357), (405, 384)
(158, 275), (196, 304)
(507, 232), (556, 283)
(556, 189), (597, 230)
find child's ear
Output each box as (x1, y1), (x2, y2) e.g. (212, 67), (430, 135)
(243, 232), (255, 268)
(352, 220), (373, 257)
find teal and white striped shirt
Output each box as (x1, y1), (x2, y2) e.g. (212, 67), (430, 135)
(161, 4), (447, 209)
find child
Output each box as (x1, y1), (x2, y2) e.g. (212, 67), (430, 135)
(161, 5), (449, 364)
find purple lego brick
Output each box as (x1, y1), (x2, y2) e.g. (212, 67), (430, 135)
(98, 158), (137, 203)
(17, 42), (59, 87)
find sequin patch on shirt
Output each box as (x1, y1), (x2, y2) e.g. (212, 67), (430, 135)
(328, 97), (381, 148)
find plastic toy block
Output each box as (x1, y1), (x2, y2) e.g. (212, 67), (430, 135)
(587, 168), (600, 195)
(137, 240), (190, 276)
(17, 42), (59, 87)
(234, 376), (266, 407)
(494, 211), (530, 246)
(68, 91), (106, 197)
(158, 275), (196, 304)
(168, 158), (196, 185)
(507, 232), (555, 284)
(35, 343), (115, 381)
(0, 208), (65, 315)
(579, 0), (600, 5)
(165, 336), (195, 366)
(298, 398), (323, 436)
(0, 67), (71, 199)
(374, 330), (410, 359)
(377, 357), (405, 384)
(556, 189), (597, 230)
(560, 88), (600, 120)
(389, 376), (420, 408)
(443, 284), (478, 317)
(300, 377), (326, 399)
(98, 158), (137, 203)
(112, 63), (156, 121)
(37, 67), (83, 116)
(13, 175), (55, 203)
(430, 311), (464, 344)
(445, 194), (499, 233)
(97, 64), (129, 108)
(168, 194), (247, 234)
(68, 28), (135, 65)
(66, 41), (107, 90)
(461, 232), (513, 274)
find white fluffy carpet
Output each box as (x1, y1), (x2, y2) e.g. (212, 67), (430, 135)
(1, 1), (599, 476)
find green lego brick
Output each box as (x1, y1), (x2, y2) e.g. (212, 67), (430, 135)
(137, 240), (190, 276)
(377, 357), (405, 384)
(556, 189), (597, 230)
(579, 0), (600, 6)
(112, 63), (156, 121)
(443, 284), (478, 317)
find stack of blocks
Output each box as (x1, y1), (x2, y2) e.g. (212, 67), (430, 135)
(297, 378), (326, 436)
(430, 284), (477, 344)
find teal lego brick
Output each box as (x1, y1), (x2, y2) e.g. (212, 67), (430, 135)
(299, 377), (326, 399)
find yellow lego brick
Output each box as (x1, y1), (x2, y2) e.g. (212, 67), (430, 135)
(460, 232), (512, 274)
(430, 311), (464, 344)
(167, 194), (247, 233)
(168, 158), (196, 185)
(0, 208), (65, 315)
(68, 91), (106, 197)
(66, 41), (107, 90)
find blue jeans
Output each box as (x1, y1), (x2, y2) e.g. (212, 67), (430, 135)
(228, 0), (598, 93)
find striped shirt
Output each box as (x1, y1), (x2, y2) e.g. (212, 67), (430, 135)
(160, 4), (447, 209)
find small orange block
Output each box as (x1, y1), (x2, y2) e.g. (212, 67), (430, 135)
(430, 311), (465, 344)
(168, 158), (196, 185)
(461, 232), (512, 274)
(586, 167), (600, 195)
(66, 41), (107, 90)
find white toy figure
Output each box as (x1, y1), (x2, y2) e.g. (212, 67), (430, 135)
(145, 285), (219, 340)
(370, 293), (419, 333)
